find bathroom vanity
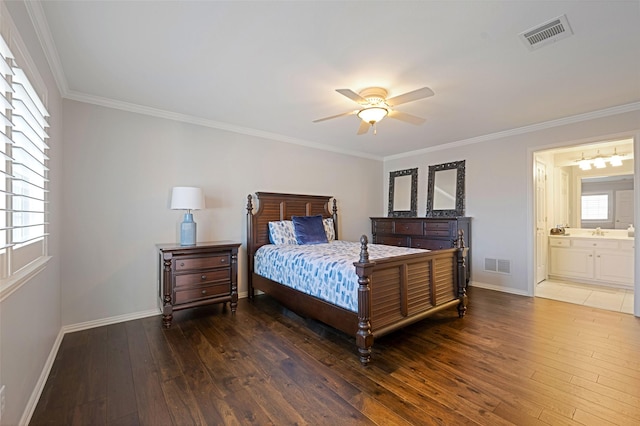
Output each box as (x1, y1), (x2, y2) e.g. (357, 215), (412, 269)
(549, 231), (634, 288)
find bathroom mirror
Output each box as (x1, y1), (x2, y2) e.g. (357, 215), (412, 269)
(426, 160), (465, 217)
(579, 174), (634, 229)
(388, 168), (418, 217)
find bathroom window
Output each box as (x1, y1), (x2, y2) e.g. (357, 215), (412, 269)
(581, 193), (609, 221)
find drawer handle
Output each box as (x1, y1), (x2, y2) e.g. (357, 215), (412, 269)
(201, 290), (207, 295)
(219, 258), (227, 263)
(180, 262), (185, 267)
(201, 275), (207, 280)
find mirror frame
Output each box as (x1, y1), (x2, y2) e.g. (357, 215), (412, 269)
(388, 168), (418, 217)
(426, 160), (465, 217)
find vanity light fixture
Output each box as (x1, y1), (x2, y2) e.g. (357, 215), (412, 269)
(575, 148), (626, 170)
(593, 152), (606, 169)
(610, 148), (623, 166)
(578, 153), (591, 171)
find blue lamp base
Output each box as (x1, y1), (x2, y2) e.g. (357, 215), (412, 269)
(180, 213), (197, 245)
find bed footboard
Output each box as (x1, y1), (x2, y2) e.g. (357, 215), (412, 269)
(354, 231), (467, 365)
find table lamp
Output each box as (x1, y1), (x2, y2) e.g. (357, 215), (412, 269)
(170, 186), (205, 245)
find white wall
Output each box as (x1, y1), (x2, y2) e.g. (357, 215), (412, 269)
(61, 100), (383, 326)
(384, 110), (640, 296)
(0, 2), (63, 425)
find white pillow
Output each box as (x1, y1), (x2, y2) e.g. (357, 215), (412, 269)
(268, 220), (298, 245)
(323, 217), (336, 241)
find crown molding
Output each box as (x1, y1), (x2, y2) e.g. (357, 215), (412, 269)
(384, 102), (640, 161)
(65, 90), (383, 161)
(24, 0), (68, 96)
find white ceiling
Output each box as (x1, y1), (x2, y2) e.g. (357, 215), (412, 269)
(32, 1), (640, 159)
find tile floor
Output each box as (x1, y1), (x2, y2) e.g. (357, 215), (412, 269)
(536, 279), (634, 314)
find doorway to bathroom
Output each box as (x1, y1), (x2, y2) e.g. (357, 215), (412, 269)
(533, 137), (635, 313)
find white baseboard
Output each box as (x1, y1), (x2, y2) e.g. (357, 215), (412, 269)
(20, 329), (64, 426)
(20, 307), (161, 425)
(469, 280), (531, 297)
(62, 308), (161, 334)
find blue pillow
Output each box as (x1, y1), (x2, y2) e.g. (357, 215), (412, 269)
(292, 215), (329, 245)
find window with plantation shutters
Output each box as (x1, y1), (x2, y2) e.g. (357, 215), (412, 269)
(0, 32), (49, 284)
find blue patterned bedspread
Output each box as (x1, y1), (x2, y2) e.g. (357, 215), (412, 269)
(254, 240), (428, 312)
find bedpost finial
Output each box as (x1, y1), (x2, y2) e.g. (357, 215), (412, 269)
(456, 229), (465, 248)
(332, 199), (337, 214)
(246, 194), (253, 214)
(359, 235), (369, 263)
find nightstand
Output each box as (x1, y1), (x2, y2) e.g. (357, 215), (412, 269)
(157, 241), (240, 328)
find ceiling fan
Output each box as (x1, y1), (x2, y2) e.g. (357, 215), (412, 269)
(313, 86), (434, 135)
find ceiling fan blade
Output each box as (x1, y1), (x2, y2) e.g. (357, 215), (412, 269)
(312, 110), (356, 123)
(357, 120), (370, 135)
(386, 87), (434, 106)
(388, 110), (426, 125)
(336, 88), (368, 104)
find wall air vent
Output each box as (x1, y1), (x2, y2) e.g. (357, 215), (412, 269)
(519, 14), (573, 51)
(484, 258), (511, 275)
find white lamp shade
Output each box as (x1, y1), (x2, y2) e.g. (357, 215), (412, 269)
(170, 187), (205, 210)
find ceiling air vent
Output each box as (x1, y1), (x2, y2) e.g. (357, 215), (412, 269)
(519, 14), (573, 51)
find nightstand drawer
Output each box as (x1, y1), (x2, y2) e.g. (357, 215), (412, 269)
(175, 254), (229, 271)
(175, 268), (230, 287)
(174, 282), (230, 304)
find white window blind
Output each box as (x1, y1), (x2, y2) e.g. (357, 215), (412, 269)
(581, 194), (608, 220)
(0, 33), (49, 279)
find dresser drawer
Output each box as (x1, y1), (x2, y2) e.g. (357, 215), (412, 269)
(175, 268), (230, 287)
(394, 221), (423, 235)
(373, 220), (394, 234)
(174, 282), (230, 304)
(376, 235), (409, 247)
(175, 254), (230, 271)
(411, 238), (451, 250)
(424, 221), (450, 231)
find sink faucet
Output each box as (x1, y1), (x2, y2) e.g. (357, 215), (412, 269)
(592, 227), (605, 236)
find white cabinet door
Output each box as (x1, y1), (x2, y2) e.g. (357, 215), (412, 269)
(595, 249), (634, 285)
(550, 247), (594, 279)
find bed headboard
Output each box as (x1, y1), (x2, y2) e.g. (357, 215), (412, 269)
(246, 192), (338, 273)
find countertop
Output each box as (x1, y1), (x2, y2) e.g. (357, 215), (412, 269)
(549, 232), (634, 241)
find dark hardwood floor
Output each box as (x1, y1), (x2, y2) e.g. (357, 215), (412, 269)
(30, 287), (640, 425)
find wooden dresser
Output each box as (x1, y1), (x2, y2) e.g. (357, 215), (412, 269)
(370, 217), (472, 281)
(157, 241), (240, 328)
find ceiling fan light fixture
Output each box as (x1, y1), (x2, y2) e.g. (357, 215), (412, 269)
(357, 107), (388, 124)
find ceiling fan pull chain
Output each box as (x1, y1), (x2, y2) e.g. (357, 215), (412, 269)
(373, 122), (377, 135)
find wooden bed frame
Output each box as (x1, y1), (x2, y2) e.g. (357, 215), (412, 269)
(246, 192), (468, 365)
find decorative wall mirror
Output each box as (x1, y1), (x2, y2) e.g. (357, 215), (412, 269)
(426, 160), (465, 217)
(388, 168), (418, 217)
